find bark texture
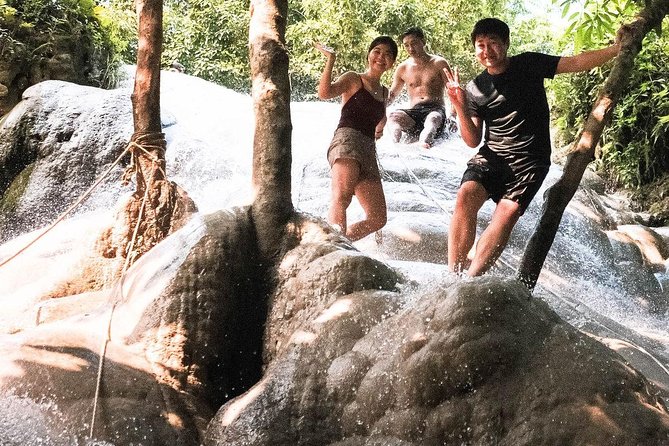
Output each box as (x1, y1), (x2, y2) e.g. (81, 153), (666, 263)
(517, 1), (669, 290)
(248, 0), (294, 262)
(109, 0), (196, 269)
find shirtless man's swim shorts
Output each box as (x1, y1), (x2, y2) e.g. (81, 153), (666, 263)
(397, 101), (447, 139)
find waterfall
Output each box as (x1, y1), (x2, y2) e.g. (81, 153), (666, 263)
(2, 68), (667, 362)
(0, 69), (667, 444)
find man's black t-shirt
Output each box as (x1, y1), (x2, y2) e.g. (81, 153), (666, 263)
(466, 52), (561, 171)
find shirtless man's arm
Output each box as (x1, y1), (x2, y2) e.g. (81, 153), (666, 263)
(388, 62), (406, 105)
(436, 57), (453, 85)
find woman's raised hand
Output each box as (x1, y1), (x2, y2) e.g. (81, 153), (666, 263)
(313, 42), (336, 57)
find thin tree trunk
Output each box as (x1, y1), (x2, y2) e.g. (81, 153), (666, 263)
(248, 0), (293, 261)
(517, 0), (669, 290)
(132, 0), (165, 188)
(97, 0), (196, 273)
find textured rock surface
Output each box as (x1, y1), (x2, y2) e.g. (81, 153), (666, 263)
(0, 210), (404, 445)
(206, 277), (669, 445)
(1, 78), (668, 446)
(0, 81), (133, 240)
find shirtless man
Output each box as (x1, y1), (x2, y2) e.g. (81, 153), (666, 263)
(388, 27), (453, 148)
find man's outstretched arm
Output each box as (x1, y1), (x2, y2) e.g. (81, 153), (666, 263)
(556, 26), (625, 74)
(387, 65), (406, 104)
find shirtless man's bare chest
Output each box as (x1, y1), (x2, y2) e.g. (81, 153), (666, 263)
(402, 57), (446, 106)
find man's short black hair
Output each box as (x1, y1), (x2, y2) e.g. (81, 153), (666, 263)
(369, 35), (398, 60)
(471, 18), (509, 45)
(400, 27), (425, 42)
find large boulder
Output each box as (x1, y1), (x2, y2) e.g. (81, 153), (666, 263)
(0, 209), (403, 445)
(0, 81), (133, 241)
(205, 277), (669, 445)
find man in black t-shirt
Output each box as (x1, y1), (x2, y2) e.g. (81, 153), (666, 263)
(445, 17), (622, 276)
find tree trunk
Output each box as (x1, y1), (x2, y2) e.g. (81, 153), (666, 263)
(132, 0), (165, 189)
(516, 0), (669, 290)
(248, 0), (294, 262)
(95, 0), (196, 277)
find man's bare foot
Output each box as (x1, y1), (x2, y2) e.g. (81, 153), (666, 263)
(418, 141), (431, 149)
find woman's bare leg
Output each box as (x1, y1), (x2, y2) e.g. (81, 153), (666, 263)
(328, 158), (359, 233)
(347, 177), (387, 241)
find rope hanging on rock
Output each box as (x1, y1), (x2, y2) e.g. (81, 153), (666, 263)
(89, 131), (165, 439)
(0, 132), (166, 269)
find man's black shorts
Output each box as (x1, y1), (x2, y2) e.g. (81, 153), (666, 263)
(461, 152), (550, 212)
(399, 102), (447, 138)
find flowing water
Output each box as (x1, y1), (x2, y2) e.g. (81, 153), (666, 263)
(0, 69), (668, 435)
(161, 70), (669, 385)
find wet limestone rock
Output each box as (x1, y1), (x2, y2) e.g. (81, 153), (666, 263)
(0, 81), (133, 241)
(205, 277), (669, 446)
(0, 210), (403, 445)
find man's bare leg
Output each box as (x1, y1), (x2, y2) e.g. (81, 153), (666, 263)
(467, 198), (522, 276)
(418, 111), (445, 148)
(388, 110), (416, 143)
(448, 181), (489, 273)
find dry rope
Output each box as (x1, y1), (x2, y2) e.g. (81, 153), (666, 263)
(0, 132), (166, 270)
(0, 127), (166, 438)
(0, 129), (165, 438)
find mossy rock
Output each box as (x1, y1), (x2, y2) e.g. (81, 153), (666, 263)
(0, 161), (34, 227)
(633, 174), (669, 226)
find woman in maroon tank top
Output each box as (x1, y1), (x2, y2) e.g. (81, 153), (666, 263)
(315, 36), (397, 241)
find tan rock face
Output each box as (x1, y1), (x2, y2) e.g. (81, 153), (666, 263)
(618, 224), (669, 271)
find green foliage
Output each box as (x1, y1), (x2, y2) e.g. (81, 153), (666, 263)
(556, 0), (635, 52)
(599, 32), (669, 187)
(0, 0), (121, 87)
(99, 0), (555, 99)
(162, 0), (251, 91)
(0, 0), (18, 21)
(551, 0), (668, 190)
(94, 0), (136, 69)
